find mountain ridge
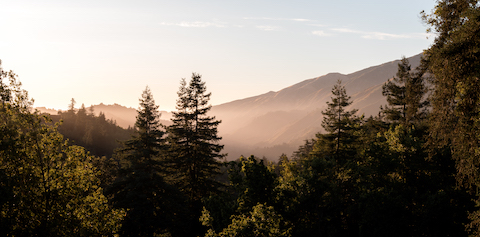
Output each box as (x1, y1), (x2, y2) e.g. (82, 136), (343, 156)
(212, 53), (423, 160)
(34, 53), (423, 160)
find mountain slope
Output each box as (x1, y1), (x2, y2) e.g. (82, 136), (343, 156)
(34, 54), (424, 160)
(212, 53), (423, 160)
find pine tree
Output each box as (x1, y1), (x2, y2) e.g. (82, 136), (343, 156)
(125, 86), (164, 164)
(292, 139), (316, 160)
(167, 73), (224, 203)
(166, 73), (224, 235)
(286, 80), (361, 236)
(381, 56), (427, 125)
(319, 79), (358, 161)
(108, 86), (183, 236)
(68, 98), (76, 112)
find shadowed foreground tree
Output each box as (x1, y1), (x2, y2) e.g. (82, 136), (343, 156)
(294, 81), (361, 236)
(422, 0), (480, 233)
(318, 79), (359, 162)
(201, 156), (292, 237)
(108, 86), (185, 236)
(270, 76), (471, 236)
(167, 73), (224, 235)
(381, 56), (427, 125)
(201, 203), (292, 237)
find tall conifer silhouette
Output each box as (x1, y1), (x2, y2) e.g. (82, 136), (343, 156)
(168, 73), (224, 202)
(108, 86), (182, 236)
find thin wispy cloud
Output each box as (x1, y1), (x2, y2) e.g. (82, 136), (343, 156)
(308, 23), (327, 27)
(244, 17), (315, 32)
(291, 18), (312, 22)
(331, 28), (361, 34)
(244, 17), (314, 22)
(160, 19), (429, 40)
(161, 17), (316, 33)
(161, 19), (283, 32)
(331, 27), (430, 40)
(362, 32), (410, 40)
(312, 30), (332, 37)
(256, 25), (281, 31)
(160, 21), (226, 28)
(243, 17), (274, 20)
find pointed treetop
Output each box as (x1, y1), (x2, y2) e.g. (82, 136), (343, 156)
(68, 98), (76, 112)
(136, 86), (161, 131)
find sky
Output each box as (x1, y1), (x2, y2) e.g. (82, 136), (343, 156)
(0, 0), (436, 112)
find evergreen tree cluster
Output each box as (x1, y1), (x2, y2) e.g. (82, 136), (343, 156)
(107, 73), (225, 236)
(201, 78), (469, 237)
(52, 103), (134, 158)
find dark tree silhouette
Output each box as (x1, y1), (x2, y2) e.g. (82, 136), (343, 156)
(108, 87), (184, 237)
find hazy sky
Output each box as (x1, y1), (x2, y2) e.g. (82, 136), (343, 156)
(1, 0), (436, 112)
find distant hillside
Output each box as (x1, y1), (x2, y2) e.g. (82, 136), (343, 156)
(34, 107), (59, 115)
(33, 54), (423, 160)
(89, 103), (173, 129)
(36, 103), (172, 129)
(87, 103), (137, 128)
(211, 53), (423, 160)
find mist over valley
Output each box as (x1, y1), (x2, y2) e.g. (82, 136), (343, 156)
(36, 54), (422, 161)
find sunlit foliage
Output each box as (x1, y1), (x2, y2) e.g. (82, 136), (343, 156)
(0, 62), (124, 236)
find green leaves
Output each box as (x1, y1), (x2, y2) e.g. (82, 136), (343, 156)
(1, 115), (124, 236)
(202, 203), (292, 237)
(423, 1), (480, 232)
(0, 65), (124, 236)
